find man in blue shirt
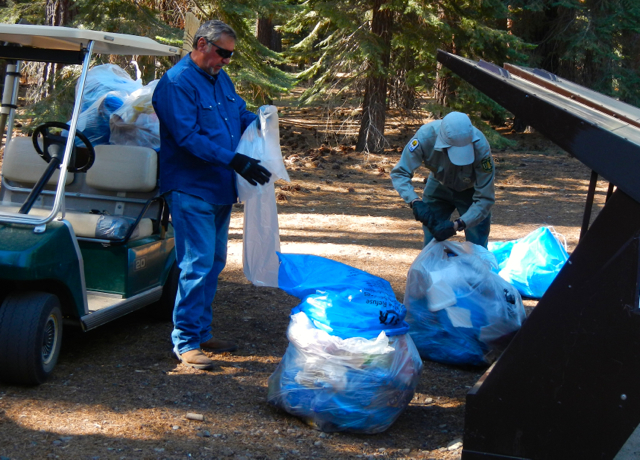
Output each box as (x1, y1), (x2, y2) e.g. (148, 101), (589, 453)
(152, 20), (271, 370)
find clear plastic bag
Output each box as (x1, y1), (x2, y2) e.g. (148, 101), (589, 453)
(70, 63), (142, 146)
(109, 80), (160, 149)
(267, 312), (423, 433)
(278, 253), (409, 339)
(74, 91), (126, 145)
(489, 227), (569, 299)
(235, 106), (290, 287)
(79, 64), (142, 113)
(236, 105), (290, 199)
(404, 240), (526, 366)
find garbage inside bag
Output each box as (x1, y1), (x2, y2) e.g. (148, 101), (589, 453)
(267, 311), (423, 433)
(72, 91), (125, 145)
(67, 64), (143, 146)
(489, 226), (569, 299)
(78, 64), (142, 113)
(277, 253), (409, 339)
(109, 80), (160, 149)
(404, 240), (526, 366)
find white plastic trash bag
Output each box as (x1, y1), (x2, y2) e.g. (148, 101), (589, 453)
(109, 80), (160, 149)
(79, 64), (142, 113)
(404, 240), (526, 366)
(267, 311), (423, 433)
(236, 105), (290, 198)
(236, 105), (290, 287)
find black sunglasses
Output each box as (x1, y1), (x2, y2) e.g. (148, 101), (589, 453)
(205, 39), (234, 59)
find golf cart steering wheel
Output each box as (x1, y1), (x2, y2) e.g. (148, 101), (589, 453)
(32, 122), (96, 173)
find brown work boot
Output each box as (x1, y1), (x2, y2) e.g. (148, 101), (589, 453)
(200, 338), (238, 353)
(176, 349), (215, 370)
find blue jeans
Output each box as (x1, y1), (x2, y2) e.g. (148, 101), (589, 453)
(422, 177), (491, 248)
(165, 191), (232, 355)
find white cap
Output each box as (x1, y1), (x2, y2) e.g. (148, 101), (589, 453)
(434, 112), (476, 166)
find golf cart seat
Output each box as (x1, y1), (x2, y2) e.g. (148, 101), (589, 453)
(0, 136), (157, 241)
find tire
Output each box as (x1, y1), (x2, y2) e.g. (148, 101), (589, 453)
(0, 291), (63, 385)
(149, 262), (179, 321)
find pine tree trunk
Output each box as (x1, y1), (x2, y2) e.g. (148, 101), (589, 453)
(356, 0), (393, 153)
(46, 0), (74, 26)
(256, 16), (282, 52)
(508, 1), (570, 76)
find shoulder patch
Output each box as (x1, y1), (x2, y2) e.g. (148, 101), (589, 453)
(408, 139), (420, 152)
(481, 158), (493, 173)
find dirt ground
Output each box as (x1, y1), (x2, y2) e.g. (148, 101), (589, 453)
(0, 105), (611, 460)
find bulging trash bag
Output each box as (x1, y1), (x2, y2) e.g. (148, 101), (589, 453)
(487, 240), (515, 271)
(267, 311), (423, 433)
(69, 64), (142, 146)
(109, 80), (160, 149)
(79, 64), (142, 113)
(235, 106), (290, 287)
(404, 240), (526, 366)
(489, 227), (569, 299)
(74, 91), (125, 145)
(278, 253), (409, 339)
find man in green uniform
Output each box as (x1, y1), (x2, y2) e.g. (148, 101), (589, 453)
(390, 112), (495, 248)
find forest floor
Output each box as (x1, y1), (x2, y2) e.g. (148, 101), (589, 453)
(0, 101), (611, 460)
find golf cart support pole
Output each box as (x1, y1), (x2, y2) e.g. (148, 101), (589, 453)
(51, 40), (94, 221)
(0, 60), (21, 150)
(437, 50), (640, 460)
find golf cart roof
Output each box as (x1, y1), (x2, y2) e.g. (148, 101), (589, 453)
(0, 23), (180, 57)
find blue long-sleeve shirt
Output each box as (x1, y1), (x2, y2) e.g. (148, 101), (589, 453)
(152, 54), (257, 204)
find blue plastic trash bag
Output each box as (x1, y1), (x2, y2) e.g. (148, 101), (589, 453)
(277, 253), (409, 339)
(489, 227), (569, 298)
(267, 312), (423, 433)
(72, 91), (125, 145)
(488, 240), (515, 271)
(404, 241), (526, 366)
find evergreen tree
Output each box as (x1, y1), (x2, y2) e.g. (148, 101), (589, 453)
(284, 0), (526, 152)
(508, 0), (640, 106)
(356, 0), (394, 152)
(427, 0), (527, 121)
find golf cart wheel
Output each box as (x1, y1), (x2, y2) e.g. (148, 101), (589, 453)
(150, 262), (179, 321)
(0, 291), (63, 385)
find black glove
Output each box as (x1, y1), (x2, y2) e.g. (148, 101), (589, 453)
(230, 153), (272, 186)
(413, 201), (439, 231)
(412, 201), (432, 224)
(432, 220), (456, 241)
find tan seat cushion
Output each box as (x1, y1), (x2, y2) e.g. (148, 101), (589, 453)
(2, 137), (74, 185)
(86, 145), (157, 192)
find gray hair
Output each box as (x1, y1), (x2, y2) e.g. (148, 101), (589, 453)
(193, 20), (237, 48)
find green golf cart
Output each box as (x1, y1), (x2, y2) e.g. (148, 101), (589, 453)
(0, 24), (181, 385)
